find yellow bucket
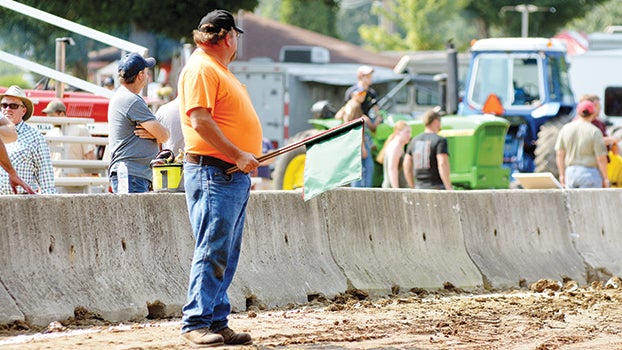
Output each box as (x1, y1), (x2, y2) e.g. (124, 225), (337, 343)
(152, 164), (183, 192)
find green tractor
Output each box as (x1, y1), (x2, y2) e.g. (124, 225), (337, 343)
(272, 111), (510, 190)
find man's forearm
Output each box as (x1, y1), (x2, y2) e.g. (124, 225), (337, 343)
(439, 165), (452, 190)
(403, 156), (414, 188)
(556, 150), (566, 183)
(190, 109), (243, 162)
(438, 154), (453, 190)
(189, 108), (259, 173)
(597, 155), (609, 182)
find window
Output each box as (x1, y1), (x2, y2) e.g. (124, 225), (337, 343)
(468, 54), (543, 108)
(604, 87), (622, 117)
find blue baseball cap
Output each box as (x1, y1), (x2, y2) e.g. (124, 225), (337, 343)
(118, 53), (156, 79)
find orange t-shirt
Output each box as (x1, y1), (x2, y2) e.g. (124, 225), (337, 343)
(178, 49), (262, 163)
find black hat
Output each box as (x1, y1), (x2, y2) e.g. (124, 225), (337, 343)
(198, 9), (244, 34)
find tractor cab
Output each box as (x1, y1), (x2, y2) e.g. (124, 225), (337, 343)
(458, 38), (575, 175)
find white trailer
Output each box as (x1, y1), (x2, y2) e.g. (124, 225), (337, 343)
(567, 29), (622, 126)
(229, 61), (405, 147)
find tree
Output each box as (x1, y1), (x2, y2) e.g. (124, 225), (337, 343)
(336, 0), (378, 46)
(0, 0), (258, 79)
(256, 0), (281, 21)
(280, 0), (339, 38)
(357, 0), (612, 52)
(12, 1), (259, 43)
(566, 0), (622, 33)
(464, 0), (610, 38)
(358, 0), (470, 51)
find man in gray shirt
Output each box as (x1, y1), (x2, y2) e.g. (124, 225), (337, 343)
(108, 52), (169, 193)
(155, 97), (184, 155)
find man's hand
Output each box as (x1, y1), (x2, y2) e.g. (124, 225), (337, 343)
(234, 151), (259, 174)
(134, 124), (156, 139)
(603, 178), (611, 188)
(8, 172), (35, 194)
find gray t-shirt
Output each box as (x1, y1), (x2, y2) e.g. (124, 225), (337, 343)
(155, 98), (185, 155)
(555, 120), (607, 168)
(108, 85), (159, 180)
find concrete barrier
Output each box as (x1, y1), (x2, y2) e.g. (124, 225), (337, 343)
(0, 287), (21, 324)
(0, 194), (192, 326)
(1, 189), (620, 326)
(231, 190), (347, 310)
(459, 190), (586, 289)
(565, 189), (622, 280)
(325, 189), (482, 295)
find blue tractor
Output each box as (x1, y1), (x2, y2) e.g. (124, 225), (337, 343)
(455, 38), (576, 177)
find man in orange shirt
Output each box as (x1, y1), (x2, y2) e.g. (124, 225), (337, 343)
(177, 9), (261, 347)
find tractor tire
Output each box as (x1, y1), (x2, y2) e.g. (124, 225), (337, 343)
(273, 129), (322, 190)
(534, 115), (572, 178)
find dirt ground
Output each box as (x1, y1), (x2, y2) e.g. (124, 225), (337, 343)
(2, 279), (622, 350)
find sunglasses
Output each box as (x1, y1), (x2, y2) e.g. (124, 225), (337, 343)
(0, 103), (24, 110)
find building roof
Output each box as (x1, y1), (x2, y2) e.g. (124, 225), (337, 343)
(235, 11), (400, 68)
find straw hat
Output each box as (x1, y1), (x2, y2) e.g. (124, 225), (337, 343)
(0, 85), (34, 121)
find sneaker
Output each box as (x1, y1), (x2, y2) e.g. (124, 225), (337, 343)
(182, 328), (224, 347)
(215, 327), (253, 345)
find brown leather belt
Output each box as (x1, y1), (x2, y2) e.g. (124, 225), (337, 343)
(185, 153), (235, 171)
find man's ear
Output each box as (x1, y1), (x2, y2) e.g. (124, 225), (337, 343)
(224, 33), (235, 47)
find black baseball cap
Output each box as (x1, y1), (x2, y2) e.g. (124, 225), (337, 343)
(198, 9), (244, 34)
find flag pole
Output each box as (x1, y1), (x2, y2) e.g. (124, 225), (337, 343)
(225, 117), (365, 175)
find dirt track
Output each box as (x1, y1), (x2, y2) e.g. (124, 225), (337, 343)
(2, 280), (622, 349)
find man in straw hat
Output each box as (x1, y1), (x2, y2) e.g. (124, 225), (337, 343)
(0, 85), (55, 194)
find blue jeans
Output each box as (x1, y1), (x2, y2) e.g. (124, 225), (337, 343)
(181, 163), (251, 333)
(110, 174), (151, 193)
(351, 138), (374, 188)
(566, 166), (603, 188)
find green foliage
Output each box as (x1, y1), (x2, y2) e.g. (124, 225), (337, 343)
(566, 0), (622, 33)
(0, 62), (30, 86)
(7, 1), (259, 41)
(359, 0), (469, 51)
(0, 0), (258, 79)
(0, 73), (32, 89)
(0, 0), (258, 80)
(357, 0), (612, 52)
(337, 1), (378, 46)
(256, 0), (281, 20)
(465, 0), (610, 38)
(280, 0), (339, 38)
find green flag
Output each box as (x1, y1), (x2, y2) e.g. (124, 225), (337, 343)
(303, 121), (363, 201)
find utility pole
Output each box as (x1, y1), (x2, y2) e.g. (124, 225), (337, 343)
(55, 37), (75, 98)
(500, 4), (556, 38)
